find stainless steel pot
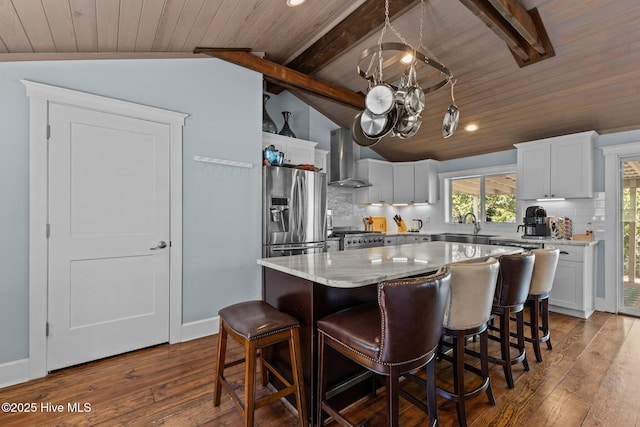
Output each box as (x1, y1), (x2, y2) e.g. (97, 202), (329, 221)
(365, 83), (395, 115)
(351, 111), (381, 147)
(442, 104), (459, 138)
(394, 107), (421, 139)
(360, 107), (397, 139)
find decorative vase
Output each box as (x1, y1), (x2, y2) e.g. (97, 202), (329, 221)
(278, 111), (296, 138)
(262, 94), (277, 134)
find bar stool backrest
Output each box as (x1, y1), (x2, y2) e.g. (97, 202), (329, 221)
(445, 257), (500, 330)
(494, 252), (535, 309)
(529, 248), (560, 295)
(377, 268), (451, 364)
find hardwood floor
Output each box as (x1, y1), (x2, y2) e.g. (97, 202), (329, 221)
(1, 311), (639, 426)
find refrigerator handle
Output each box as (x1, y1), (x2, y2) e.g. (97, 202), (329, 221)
(297, 174), (306, 241)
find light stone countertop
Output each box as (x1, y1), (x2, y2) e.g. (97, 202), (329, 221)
(258, 241), (521, 288)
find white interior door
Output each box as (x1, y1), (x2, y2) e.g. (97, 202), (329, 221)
(47, 103), (171, 371)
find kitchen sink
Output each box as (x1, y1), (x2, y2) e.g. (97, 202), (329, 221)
(430, 233), (496, 245)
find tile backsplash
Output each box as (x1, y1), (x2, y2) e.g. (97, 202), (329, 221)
(518, 192), (605, 238)
(329, 186), (606, 238)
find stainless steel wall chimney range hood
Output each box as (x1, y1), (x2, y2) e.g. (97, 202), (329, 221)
(328, 128), (371, 188)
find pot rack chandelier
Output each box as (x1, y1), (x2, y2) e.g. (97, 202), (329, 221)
(351, 0), (459, 147)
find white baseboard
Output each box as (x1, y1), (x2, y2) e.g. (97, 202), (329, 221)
(181, 316), (220, 342)
(0, 358), (30, 389)
(595, 297), (610, 312)
(0, 319), (220, 390)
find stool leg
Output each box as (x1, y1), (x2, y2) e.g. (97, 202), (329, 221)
(317, 333), (327, 426)
(517, 311), (529, 372)
(530, 296), (543, 362)
(480, 329), (495, 405)
(425, 356), (439, 427)
(498, 312), (514, 388)
(258, 348), (268, 386)
(542, 297), (553, 350)
(387, 367), (400, 427)
(245, 340), (257, 427)
(214, 320), (228, 406)
(453, 332), (468, 427)
(288, 328), (308, 427)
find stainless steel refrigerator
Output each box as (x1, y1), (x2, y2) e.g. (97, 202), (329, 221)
(263, 166), (326, 257)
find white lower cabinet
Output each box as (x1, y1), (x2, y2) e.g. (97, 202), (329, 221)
(548, 243), (596, 319)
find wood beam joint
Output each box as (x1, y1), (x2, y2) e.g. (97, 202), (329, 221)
(459, 0), (554, 67)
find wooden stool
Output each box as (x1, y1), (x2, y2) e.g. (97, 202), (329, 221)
(437, 258), (499, 427)
(317, 269), (451, 427)
(525, 248), (560, 362)
(487, 252), (535, 388)
(214, 300), (307, 427)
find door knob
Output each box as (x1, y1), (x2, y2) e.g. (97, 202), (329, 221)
(150, 241), (167, 250)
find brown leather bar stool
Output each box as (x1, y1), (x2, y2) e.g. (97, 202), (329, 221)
(316, 269), (451, 427)
(214, 300), (307, 427)
(525, 248), (560, 362)
(487, 252), (535, 388)
(436, 258), (500, 427)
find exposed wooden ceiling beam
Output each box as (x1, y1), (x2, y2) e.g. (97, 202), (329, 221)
(286, 0), (420, 75)
(488, 0), (545, 54)
(193, 48), (365, 110)
(458, 0), (554, 67)
(267, 0), (419, 95)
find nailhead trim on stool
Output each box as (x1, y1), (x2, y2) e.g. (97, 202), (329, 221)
(213, 300), (307, 427)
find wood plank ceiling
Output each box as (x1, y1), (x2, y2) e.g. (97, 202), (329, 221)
(1, 0), (639, 162)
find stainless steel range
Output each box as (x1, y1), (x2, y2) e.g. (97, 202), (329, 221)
(331, 231), (385, 250)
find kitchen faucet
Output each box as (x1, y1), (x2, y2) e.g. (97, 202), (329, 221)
(464, 212), (481, 236)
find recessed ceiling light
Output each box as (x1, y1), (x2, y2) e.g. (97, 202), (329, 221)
(400, 53), (414, 64)
(464, 124), (479, 132)
(287, 0), (306, 6)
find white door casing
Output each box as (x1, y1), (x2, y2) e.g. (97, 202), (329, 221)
(602, 141), (640, 314)
(23, 80), (187, 378)
(47, 104), (170, 370)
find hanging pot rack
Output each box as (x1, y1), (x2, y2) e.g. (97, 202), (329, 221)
(350, 0), (460, 146)
(356, 42), (452, 94)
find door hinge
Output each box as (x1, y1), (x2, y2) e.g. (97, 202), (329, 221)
(46, 124), (51, 140)
(46, 223), (50, 238)
(46, 322), (50, 337)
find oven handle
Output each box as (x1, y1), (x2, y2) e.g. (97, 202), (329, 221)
(271, 243), (326, 251)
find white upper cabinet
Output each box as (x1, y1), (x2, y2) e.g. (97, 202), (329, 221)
(314, 149), (328, 174)
(356, 159), (393, 204)
(515, 131), (597, 199)
(393, 163), (414, 204)
(413, 160), (438, 204)
(392, 160), (438, 204)
(356, 158), (438, 205)
(262, 132), (317, 165)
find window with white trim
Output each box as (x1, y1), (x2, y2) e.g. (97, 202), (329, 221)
(442, 166), (517, 224)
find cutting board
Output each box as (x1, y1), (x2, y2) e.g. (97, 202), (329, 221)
(371, 216), (387, 232)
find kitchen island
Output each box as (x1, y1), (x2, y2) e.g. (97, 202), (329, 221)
(258, 241), (521, 424)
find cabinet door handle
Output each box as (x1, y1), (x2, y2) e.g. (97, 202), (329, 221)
(560, 251), (569, 255)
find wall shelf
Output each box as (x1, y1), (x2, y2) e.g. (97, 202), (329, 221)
(193, 155), (254, 169)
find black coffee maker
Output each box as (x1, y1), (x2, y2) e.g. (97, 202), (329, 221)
(518, 205), (547, 238)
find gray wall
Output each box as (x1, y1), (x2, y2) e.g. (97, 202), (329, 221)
(0, 58), (263, 364)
